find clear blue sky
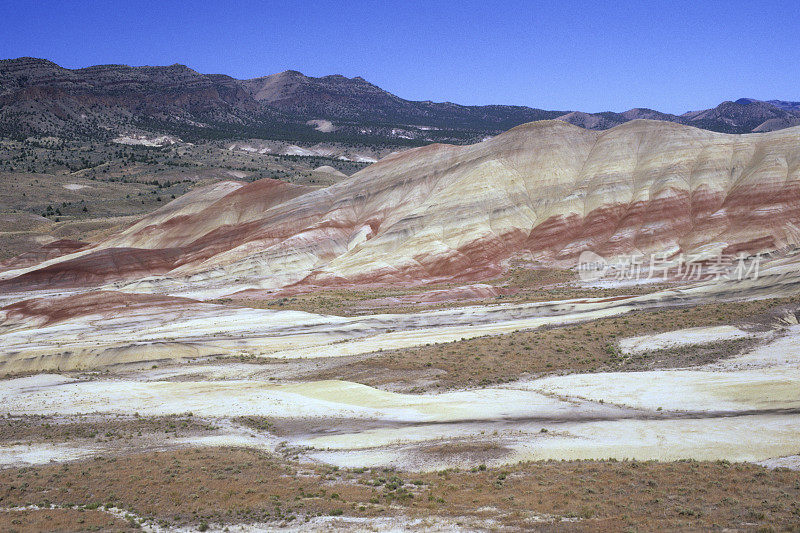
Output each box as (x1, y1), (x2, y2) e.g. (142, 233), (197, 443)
(1, 0), (797, 113)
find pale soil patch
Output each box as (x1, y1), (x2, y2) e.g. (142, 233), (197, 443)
(710, 323), (800, 370)
(2, 361), (799, 469)
(759, 454), (800, 470)
(62, 183), (90, 191)
(306, 413), (800, 470)
(0, 443), (95, 467)
(527, 368), (800, 412)
(0, 376), (611, 423)
(618, 325), (759, 354)
(306, 119), (336, 133)
(298, 514), (505, 531)
(112, 134), (179, 146)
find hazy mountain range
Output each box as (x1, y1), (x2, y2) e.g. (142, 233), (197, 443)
(1, 57), (799, 144)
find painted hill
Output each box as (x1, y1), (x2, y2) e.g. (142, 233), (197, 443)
(3, 119), (800, 299)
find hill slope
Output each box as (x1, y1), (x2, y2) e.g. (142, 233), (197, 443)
(3, 119), (800, 298)
(2, 58), (799, 142)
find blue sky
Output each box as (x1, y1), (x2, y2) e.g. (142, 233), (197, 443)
(0, 0), (797, 113)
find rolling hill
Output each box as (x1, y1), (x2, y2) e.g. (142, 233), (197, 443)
(2, 57), (799, 144)
(3, 119), (799, 299)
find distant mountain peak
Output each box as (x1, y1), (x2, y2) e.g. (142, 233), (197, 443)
(767, 99), (800, 111)
(0, 57), (799, 142)
(1, 56), (61, 66)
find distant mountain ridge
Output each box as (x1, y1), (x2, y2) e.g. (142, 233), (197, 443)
(239, 69), (561, 130)
(1, 57), (798, 143)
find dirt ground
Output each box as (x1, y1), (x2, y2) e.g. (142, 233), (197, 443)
(275, 296), (800, 391)
(1, 447), (799, 531)
(0, 507), (137, 533)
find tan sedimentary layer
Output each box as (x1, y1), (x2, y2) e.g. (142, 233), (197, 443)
(3, 120), (800, 298)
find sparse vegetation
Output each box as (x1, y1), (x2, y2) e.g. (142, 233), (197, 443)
(1, 448), (798, 531)
(0, 137), (375, 260)
(220, 268), (671, 317)
(311, 296), (800, 390)
(0, 414), (216, 445)
(0, 507), (137, 532)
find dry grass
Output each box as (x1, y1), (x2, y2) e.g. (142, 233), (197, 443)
(224, 268), (673, 317)
(222, 288), (433, 316)
(1, 447), (799, 531)
(489, 266), (673, 302)
(314, 296), (800, 391)
(0, 138), (370, 260)
(0, 216), (139, 261)
(0, 415), (218, 445)
(0, 507), (136, 532)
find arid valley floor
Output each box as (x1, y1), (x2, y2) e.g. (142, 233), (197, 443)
(2, 120), (800, 532)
